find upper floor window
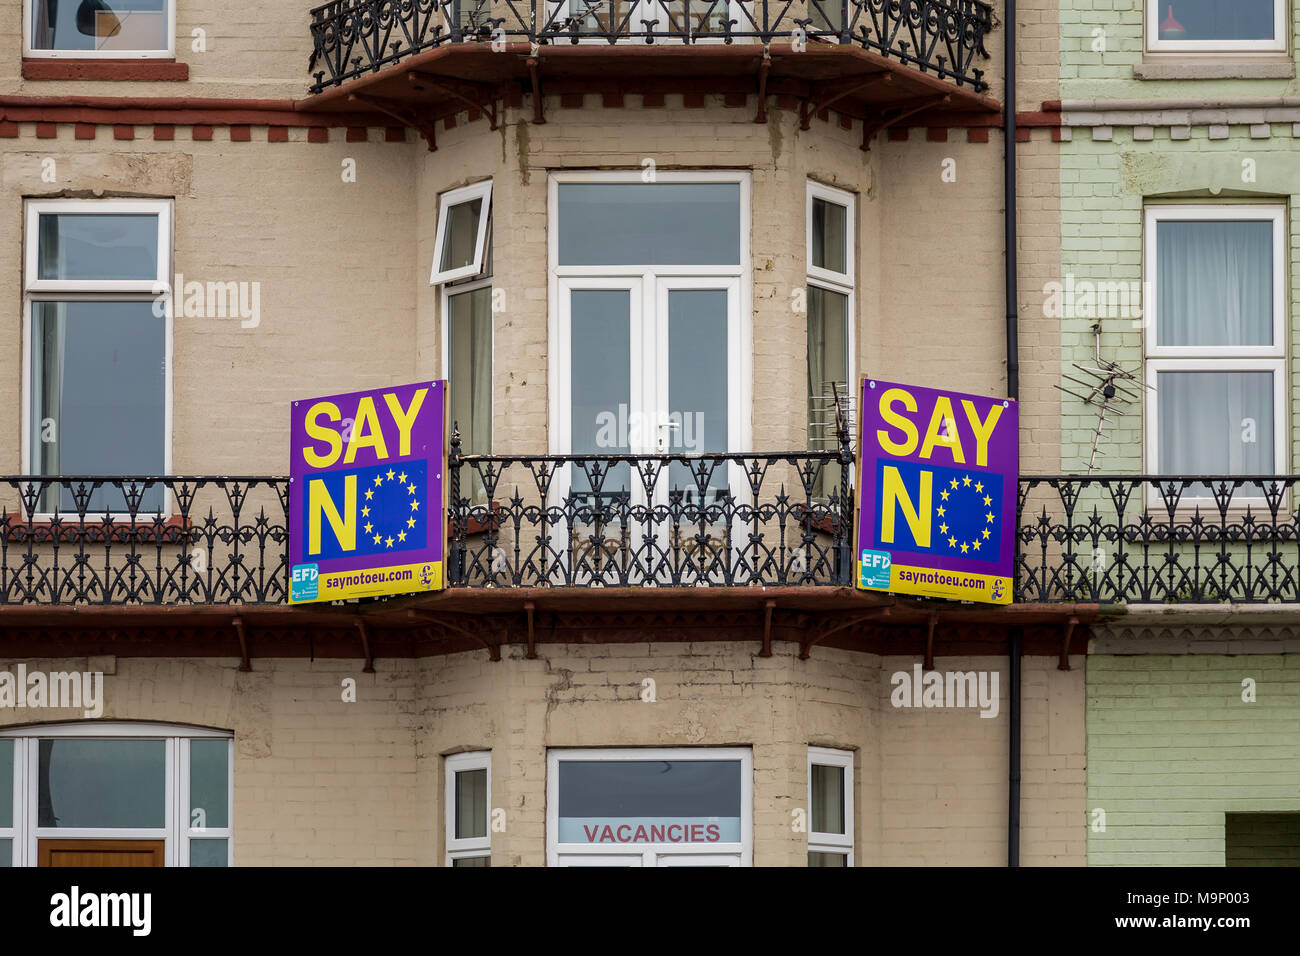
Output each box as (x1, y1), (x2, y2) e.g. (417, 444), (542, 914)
(807, 181), (854, 500)
(25, 0), (176, 58)
(431, 181), (493, 286)
(1144, 205), (1286, 502)
(0, 722), (231, 867)
(23, 199), (172, 516)
(1147, 1), (1287, 53)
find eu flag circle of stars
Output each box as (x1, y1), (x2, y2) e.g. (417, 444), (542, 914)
(935, 473), (996, 556)
(362, 468), (421, 549)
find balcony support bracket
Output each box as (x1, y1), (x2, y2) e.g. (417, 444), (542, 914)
(347, 93), (437, 151)
(1059, 615), (1078, 671)
(526, 56), (546, 124)
(355, 619), (375, 673)
(525, 600), (537, 659)
(408, 610), (500, 661)
(760, 599), (775, 657)
(861, 93), (950, 151)
(800, 608), (890, 660)
(233, 615), (251, 673)
(407, 71), (499, 130)
(754, 50), (771, 124)
(800, 72), (891, 131)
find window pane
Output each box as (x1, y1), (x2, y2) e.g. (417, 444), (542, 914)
(1157, 370), (1274, 479)
(31, 301), (166, 513)
(0, 840), (10, 867)
(811, 198), (848, 274)
(1157, 220), (1273, 347)
(439, 198), (484, 274)
(448, 286), (493, 459)
(30, 0), (170, 52)
(810, 763), (846, 834)
(0, 740), (11, 828)
(808, 850), (849, 867)
(452, 854), (490, 867)
(570, 289), (631, 495)
(668, 289), (728, 496)
(189, 739), (228, 830)
(38, 738), (165, 828)
(558, 183), (741, 265)
(1155, 0), (1276, 42)
(37, 214), (160, 281)
(455, 768), (488, 840)
(189, 838), (228, 867)
(557, 759), (743, 843)
(808, 286), (849, 498)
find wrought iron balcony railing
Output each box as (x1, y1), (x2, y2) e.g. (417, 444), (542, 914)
(307, 0), (994, 94)
(7, 470), (1300, 607)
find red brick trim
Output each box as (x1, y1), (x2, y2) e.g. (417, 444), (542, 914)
(967, 127), (990, 143)
(192, 124), (213, 141)
(384, 126), (406, 142)
(75, 123), (96, 140)
(926, 126), (948, 141)
(308, 127), (328, 143)
(36, 122), (56, 138)
(887, 127), (908, 141)
(682, 92), (705, 108)
(345, 126), (367, 141)
(113, 124), (134, 140)
(641, 92), (665, 108)
(230, 125), (251, 141)
(21, 58), (189, 82)
(153, 124), (174, 140)
(268, 126), (289, 142)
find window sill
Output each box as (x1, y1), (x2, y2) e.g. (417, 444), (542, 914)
(1133, 57), (1295, 81)
(2, 514), (190, 544)
(22, 58), (189, 82)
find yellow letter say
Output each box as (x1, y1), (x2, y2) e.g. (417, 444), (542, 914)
(962, 399), (1003, 468)
(308, 474), (357, 555)
(384, 388), (428, 459)
(880, 466), (932, 548)
(302, 402), (343, 469)
(877, 388), (919, 457)
(919, 396), (965, 464)
(343, 396), (390, 465)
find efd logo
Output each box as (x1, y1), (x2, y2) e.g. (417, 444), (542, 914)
(859, 549), (891, 589)
(291, 564), (319, 602)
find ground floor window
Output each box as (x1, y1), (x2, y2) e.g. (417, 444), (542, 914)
(445, 751), (490, 866)
(808, 746), (853, 866)
(1225, 812), (1300, 866)
(0, 722), (231, 867)
(547, 747), (752, 866)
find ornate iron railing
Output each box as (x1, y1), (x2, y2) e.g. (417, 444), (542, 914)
(8, 470), (1300, 605)
(1018, 476), (1300, 604)
(308, 0), (993, 94)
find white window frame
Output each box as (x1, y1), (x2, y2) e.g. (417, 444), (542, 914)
(23, 0), (178, 59)
(445, 750), (491, 866)
(807, 746), (853, 865)
(431, 180), (493, 286)
(0, 721), (232, 868)
(546, 169), (753, 459)
(21, 198), (174, 520)
(805, 180), (856, 457)
(547, 746), (753, 867)
(1143, 204), (1287, 506)
(441, 277), (494, 454)
(1145, 0), (1288, 54)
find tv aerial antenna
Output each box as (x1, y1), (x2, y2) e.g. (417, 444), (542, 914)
(1056, 323), (1153, 473)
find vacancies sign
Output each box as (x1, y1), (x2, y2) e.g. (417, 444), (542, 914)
(289, 381), (446, 604)
(856, 379), (1017, 605)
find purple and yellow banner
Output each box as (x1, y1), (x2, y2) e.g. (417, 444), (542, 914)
(857, 379), (1018, 605)
(289, 381), (446, 604)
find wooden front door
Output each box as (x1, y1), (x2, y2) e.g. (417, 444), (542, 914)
(38, 839), (165, 867)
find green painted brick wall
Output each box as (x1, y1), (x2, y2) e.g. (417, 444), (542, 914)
(1087, 654), (1300, 866)
(1058, 130), (1300, 472)
(1061, 0), (1300, 101)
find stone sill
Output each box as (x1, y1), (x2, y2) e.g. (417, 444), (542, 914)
(1134, 57), (1295, 81)
(22, 58), (189, 82)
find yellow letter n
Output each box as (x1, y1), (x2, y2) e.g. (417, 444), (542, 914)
(308, 475), (357, 555)
(880, 466), (931, 549)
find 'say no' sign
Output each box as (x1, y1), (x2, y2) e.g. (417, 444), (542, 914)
(856, 379), (1018, 605)
(289, 381), (447, 604)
